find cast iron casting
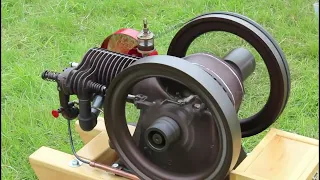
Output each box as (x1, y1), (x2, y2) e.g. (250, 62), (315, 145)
(167, 12), (290, 137)
(41, 11), (290, 180)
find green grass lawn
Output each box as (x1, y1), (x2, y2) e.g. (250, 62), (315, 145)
(1, 0), (319, 179)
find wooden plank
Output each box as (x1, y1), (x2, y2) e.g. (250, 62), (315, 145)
(75, 117), (136, 165)
(232, 128), (278, 173)
(29, 146), (125, 180)
(290, 146), (318, 179)
(32, 119), (319, 180)
(230, 171), (267, 180)
(273, 128), (319, 146)
(231, 128), (319, 180)
(75, 117), (136, 144)
(75, 117), (106, 144)
(297, 153), (319, 180)
(76, 131), (118, 165)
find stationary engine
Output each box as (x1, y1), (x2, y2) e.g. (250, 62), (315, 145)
(41, 12), (290, 180)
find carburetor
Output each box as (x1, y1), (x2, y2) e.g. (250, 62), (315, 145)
(41, 12), (290, 180)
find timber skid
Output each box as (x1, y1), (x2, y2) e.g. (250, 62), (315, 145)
(29, 117), (319, 180)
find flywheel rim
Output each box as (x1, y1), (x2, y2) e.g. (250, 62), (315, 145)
(104, 55), (241, 180)
(167, 12), (290, 137)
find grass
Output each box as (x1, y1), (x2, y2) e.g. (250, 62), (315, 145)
(1, 0), (318, 179)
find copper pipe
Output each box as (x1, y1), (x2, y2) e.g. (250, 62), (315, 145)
(89, 162), (140, 180)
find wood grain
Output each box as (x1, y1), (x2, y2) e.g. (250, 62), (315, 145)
(30, 119), (319, 180)
(29, 146), (125, 180)
(231, 128), (319, 180)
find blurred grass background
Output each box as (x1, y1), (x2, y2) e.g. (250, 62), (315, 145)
(1, 0), (319, 179)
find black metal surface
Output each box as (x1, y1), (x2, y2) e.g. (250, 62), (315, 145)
(132, 49), (252, 112)
(183, 52), (247, 111)
(42, 48), (140, 131)
(40, 11), (291, 179)
(167, 12), (290, 137)
(104, 55), (241, 180)
(134, 99), (220, 175)
(223, 48), (256, 81)
(144, 116), (181, 152)
(91, 95), (104, 116)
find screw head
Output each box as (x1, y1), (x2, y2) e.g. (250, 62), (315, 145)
(111, 163), (119, 168)
(72, 159), (79, 165)
(69, 159), (82, 167)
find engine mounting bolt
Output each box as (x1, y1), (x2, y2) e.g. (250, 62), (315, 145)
(111, 163), (119, 168)
(72, 160), (79, 165)
(69, 159), (82, 167)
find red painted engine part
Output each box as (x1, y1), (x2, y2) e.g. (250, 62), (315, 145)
(101, 28), (158, 57)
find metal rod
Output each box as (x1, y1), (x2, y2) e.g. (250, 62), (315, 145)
(89, 162), (140, 180)
(67, 119), (139, 179)
(67, 120), (90, 164)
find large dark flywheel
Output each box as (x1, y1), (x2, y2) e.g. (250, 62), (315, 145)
(104, 56), (242, 180)
(167, 12), (290, 137)
(103, 12), (290, 180)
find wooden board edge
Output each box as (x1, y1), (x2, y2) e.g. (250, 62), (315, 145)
(297, 153), (319, 180)
(271, 128), (319, 146)
(29, 146), (124, 180)
(75, 117), (136, 144)
(75, 117), (106, 144)
(230, 171), (268, 180)
(76, 131), (118, 165)
(233, 128), (278, 172)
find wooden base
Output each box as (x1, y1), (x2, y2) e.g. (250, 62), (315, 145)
(230, 128), (319, 180)
(29, 117), (319, 180)
(29, 117), (127, 180)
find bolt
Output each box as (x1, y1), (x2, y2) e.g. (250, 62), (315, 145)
(143, 18), (149, 34)
(111, 163), (119, 168)
(193, 104), (201, 109)
(69, 159), (82, 167)
(72, 159), (79, 165)
(143, 18), (147, 28)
